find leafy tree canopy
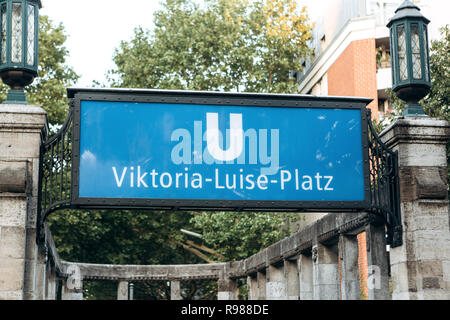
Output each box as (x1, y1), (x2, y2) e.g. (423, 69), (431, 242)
(190, 211), (297, 261)
(109, 0), (313, 93)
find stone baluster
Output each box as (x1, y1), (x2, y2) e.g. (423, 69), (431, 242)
(284, 259), (299, 300)
(266, 264), (287, 300)
(170, 280), (182, 300)
(61, 279), (83, 300)
(298, 253), (313, 300)
(247, 274), (258, 300)
(257, 271), (267, 300)
(312, 243), (339, 300)
(365, 224), (390, 300)
(339, 234), (360, 300)
(117, 281), (129, 300)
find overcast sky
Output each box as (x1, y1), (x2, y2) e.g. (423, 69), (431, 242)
(40, 0), (331, 87)
(41, 0), (161, 87)
(40, 0), (447, 88)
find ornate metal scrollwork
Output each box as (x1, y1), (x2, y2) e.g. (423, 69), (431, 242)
(36, 103), (403, 248)
(36, 103), (73, 242)
(366, 110), (403, 248)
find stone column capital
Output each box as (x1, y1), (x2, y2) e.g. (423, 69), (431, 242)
(0, 104), (47, 131)
(379, 117), (449, 149)
(379, 118), (450, 168)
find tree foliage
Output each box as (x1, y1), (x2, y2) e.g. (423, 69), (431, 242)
(190, 211), (296, 261)
(109, 0), (313, 93)
(47, 209), (195, 265)
(47, 208), (213, 299)
(0, 15), (79, 126)
(424, 25), (450, 121)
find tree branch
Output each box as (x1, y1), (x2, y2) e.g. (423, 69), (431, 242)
(175, 241), (216, 263)
(183, 239), (225, 260)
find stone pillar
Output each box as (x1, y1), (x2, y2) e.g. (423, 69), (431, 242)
(218, 277), (238, 300)
(247, 274), (258, 300)
(170, 281), (181, 300)
(61, 279), (83, 300)
(298, 254), (313, 300)
(339, 234), (360, 300)
(0, 104), (47, 300)
(380, 118), (450, 300)
(61, 263), (83, 300)
(365, 224), (390, 300)
(117, 281), (129, 300)
(266, 264), (287, 300)
(46, 266), (57, 300)
(218, 263), (239, 300)
(312, 243), (339, 300)
(33, 246), (48, 300)
(284, 259), (299, 300)
(257, 271), (266, 300)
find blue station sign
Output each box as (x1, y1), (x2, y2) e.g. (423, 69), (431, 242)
(69, 88), (371, 211)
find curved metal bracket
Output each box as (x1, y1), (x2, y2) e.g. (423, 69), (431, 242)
(37, 103), (74, 243)
(366, 109), (403, 248)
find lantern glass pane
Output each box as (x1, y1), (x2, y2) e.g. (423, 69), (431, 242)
(411, 24), (422, 80)
(423, 26), (429, 82)
(397, 24), (407, 81)
(27, 5), (35, 66)
(390, 28), (395, 83)
(1, 4), (6, 64)
(11, 3), (22, 64)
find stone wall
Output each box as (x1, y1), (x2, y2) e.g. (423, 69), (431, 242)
(0, 104), (47, 300)
(380, 118), (450, 299)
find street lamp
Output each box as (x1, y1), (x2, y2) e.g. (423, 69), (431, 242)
(387, 0), (431, 117)
(0, 0), (41, 104)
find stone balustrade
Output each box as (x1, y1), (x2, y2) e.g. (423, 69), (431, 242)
(1, 101), (449, 300)
(47, 211), (387, 300)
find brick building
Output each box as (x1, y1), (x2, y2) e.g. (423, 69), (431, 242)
(298, 0), (401, 121)
(296, 0), (447, 298)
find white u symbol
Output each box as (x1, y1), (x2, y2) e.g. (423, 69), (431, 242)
(206, 113), (243, 162)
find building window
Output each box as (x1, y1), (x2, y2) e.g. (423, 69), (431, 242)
(411, 23), (422, 80)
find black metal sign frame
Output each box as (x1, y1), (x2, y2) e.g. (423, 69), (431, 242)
(68, 88), (371, 212)
(37, 88), (403, 247)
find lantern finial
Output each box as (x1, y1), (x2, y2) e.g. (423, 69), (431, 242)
(0, 0), (41, 104)
(387, 0), (431, 117)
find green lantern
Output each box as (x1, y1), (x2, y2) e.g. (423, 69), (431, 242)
(387, 0), (431, 117)
(0, 0), (41, 104)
